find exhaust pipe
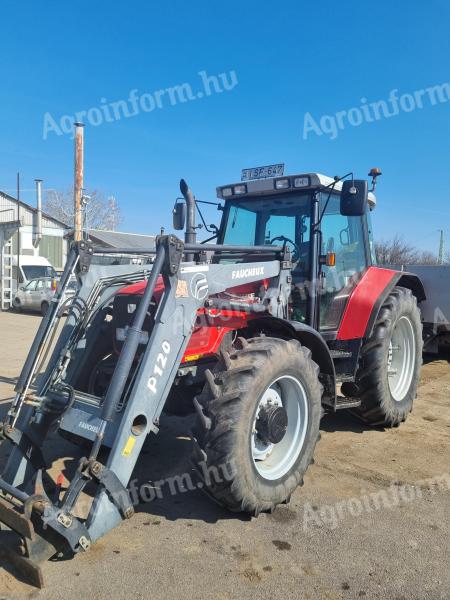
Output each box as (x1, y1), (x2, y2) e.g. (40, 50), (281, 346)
(180, 179), (196, 261)
(34, 179), (43, 247)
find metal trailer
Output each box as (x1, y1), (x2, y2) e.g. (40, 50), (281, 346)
(391, 265), (450, 352)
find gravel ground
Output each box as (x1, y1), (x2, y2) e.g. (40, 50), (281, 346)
(0, 311), (449, 600)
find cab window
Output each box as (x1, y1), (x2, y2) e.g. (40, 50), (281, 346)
(221, 194), (312, 273)
(319, 193), (368, 330)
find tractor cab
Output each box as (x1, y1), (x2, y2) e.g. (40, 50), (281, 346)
(215, 171), (377, 333)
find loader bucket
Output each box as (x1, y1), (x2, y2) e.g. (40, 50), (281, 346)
(0, 497), (59, 588)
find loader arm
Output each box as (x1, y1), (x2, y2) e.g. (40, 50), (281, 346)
(0, 235), (290, 586)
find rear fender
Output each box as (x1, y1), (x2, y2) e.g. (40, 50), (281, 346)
(337, 267), (426, 341)
(365, 271), (426, 339)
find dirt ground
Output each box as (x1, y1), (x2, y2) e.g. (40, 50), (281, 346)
(0, 311), (448, 600)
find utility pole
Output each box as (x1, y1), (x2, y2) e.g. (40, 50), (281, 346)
(438, 229), (445, 265)
(74, 123), (84, 241)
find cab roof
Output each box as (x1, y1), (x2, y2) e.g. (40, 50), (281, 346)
(216, 172), (376, 209)
(216, 173), (343, 200)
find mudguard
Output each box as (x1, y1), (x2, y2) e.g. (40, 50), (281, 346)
(337, 267), (426, 341)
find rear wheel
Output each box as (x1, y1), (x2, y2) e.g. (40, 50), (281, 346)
(41, 301), (49, 316)
(192, 337), (322, 514)
(342, 287), (422, 426)
(13, 298), (22, 312)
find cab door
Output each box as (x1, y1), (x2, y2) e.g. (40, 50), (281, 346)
(319, 194), (369, 332)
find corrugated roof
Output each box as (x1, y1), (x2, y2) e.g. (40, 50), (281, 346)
(87, 229), (156, 249)
(0, 190), (69, 229)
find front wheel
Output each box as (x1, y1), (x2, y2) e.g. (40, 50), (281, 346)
(192, 337), (322, 515)
(342, 286), (423, 426)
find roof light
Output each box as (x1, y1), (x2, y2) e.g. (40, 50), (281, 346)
(233, 184), (247, 195)
(275, 178), (290, 190)
(221, 187), (233, 198)
(293, 177), (309, 188)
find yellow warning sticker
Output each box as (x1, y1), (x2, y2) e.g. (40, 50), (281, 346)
(183, 354), (201, 362)
(122, 436), (136, 457)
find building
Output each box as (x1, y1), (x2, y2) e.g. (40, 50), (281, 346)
(65, 229), (156, 266)
(0, 190), (69, 308)
(85, 229), (156, 251)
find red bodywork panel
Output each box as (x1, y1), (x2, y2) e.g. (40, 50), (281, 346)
(336, 266), (397, 340)
(118, 277), (259, 363)
(117, 266), (397, 359)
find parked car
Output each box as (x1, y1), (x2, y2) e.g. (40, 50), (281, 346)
(13, 277), (76, 315)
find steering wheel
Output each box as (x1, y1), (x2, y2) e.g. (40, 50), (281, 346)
(270, 236), (300, 262)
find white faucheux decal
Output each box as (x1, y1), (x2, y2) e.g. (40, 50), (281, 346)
(231, 267), (265, 280)
(190, 273), (209, 300)
(78, 421), (100, 434)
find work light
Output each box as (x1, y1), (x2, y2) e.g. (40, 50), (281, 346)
(275, 178), (290, 189)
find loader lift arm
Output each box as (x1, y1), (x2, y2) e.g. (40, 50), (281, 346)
(0, 235), (290, 587)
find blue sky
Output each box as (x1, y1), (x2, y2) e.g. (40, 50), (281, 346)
(1, 0), (449, 252)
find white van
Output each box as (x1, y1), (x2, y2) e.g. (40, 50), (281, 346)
(12, 255), (57, 290)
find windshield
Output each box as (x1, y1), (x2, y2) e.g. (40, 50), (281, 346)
(222, 194), (312, 272)
(22, 265), (57, 281)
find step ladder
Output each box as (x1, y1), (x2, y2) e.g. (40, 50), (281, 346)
(1, 238), (14, 310)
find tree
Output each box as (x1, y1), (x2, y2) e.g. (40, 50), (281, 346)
(44, 189), (122, 231)
(375, 235), (419, 265)
(416, 250), (438, 265)
(375, 235), (438, 265)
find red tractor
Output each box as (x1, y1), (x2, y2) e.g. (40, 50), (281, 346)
(0, 167), (424, 585)
(93, 168), (424, 510)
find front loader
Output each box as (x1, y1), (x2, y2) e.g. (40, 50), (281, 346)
(0, 169), (425, 586)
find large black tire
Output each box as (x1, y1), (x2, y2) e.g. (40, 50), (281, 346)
(342, 287), (422, 426)
(192, 336), (322, 515)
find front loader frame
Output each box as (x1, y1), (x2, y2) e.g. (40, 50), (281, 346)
(0, 235), (293, 586)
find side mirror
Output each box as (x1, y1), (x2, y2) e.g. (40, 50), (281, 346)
(340, 180), (368, 217)
(173, 201), (186, 231)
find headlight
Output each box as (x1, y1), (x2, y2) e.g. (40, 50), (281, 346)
(221, 187), (233, 198)
(233, 184), (247, 195)
(293, 177), (309, 188)
(275, 178), (290, 189)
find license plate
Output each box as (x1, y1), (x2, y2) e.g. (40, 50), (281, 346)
(241, 164), (284, 181)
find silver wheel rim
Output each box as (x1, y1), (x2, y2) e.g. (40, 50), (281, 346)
(251, 375), (309, 481)
(387, 316), (416, 402)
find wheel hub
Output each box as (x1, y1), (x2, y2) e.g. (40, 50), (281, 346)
(251, 376), (309, 481)
(256, 405), (288, 444)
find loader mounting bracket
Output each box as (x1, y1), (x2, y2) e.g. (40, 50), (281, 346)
(156, 234), (184, 275)
(75, 240), (94, 274)
(88, 460), (134, 519)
